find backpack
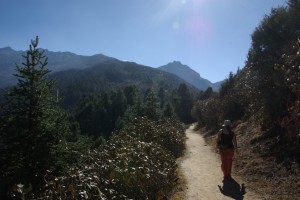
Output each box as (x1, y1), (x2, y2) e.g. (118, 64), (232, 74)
(217, 129), (234, 150)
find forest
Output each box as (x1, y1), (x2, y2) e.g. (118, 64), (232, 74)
(0, 0), (299, 199)
(0, 36), (194, 199)
(193, 0), (300, 154)
(191, 1), (300, 198)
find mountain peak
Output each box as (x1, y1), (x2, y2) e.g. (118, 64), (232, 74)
(158, 61), (213, 91)
(168, 61), (189, 68)
(0, 46), (14, 53)
(161, 61), (200, 77)
(170, 60), (182, 65)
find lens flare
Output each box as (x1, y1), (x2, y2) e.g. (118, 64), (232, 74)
(186, 17), (212, 44)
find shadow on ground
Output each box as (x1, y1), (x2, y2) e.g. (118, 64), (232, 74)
(218, 177), (246, 200)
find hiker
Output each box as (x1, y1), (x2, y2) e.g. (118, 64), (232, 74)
(216, 120), (239, 179)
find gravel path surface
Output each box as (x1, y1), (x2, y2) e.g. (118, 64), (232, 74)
(180, 124), (263, 200)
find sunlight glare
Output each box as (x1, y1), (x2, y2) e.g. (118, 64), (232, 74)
(172, 21), (180, 30)
(185, 17), (213, 45)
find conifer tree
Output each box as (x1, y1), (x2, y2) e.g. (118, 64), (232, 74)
(163, 103), (174, 118)
(172, 83), (194, 124)
(143, 89), (160, 120)
(0, 37), (70, 192)
(158, 87), (165, 109)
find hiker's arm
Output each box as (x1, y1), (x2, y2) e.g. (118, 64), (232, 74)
(233, 133), (239, 154)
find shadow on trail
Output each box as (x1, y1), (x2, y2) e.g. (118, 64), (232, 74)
(218, 178), (246, 200)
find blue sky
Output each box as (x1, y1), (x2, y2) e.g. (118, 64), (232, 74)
(0, 0), (287, 82)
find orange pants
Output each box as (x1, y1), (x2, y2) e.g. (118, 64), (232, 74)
(220, 148), (234, 177)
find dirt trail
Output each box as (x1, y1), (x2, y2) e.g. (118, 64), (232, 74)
(180, 124), (263, 200)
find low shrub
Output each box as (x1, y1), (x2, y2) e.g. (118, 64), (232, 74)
(115, 117), (185, 158)
(12, 117), (185, 199)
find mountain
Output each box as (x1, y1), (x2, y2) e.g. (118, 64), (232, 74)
(50, 60), (200, 108)
(0, 47), (118, 88)
(0, 47), (23, 88)
(0, 47), (200, 108)
(158, 61), (222, 91)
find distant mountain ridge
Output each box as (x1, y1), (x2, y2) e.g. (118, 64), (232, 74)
(0, 47), (118, 88)
(0, 47), (222, 92)
(0, 47), (201, 109)
(50, 60), (200, 108)
(158, 61), (222, 91)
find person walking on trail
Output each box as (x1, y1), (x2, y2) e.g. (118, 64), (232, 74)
(216, 120), (239, 179)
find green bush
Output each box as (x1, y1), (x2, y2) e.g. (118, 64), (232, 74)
(19, 117), (185, 200)
(116, 117), (185, 158)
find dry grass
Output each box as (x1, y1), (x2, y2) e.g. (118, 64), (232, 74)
(168, 136), (188, 200)
(168, 160), (187, 200)
(170, 122), (300, 200)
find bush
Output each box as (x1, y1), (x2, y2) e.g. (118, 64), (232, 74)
(116, 117), (185, 158)
(192, 98), (221, 129)
(16, 117), (185, 199)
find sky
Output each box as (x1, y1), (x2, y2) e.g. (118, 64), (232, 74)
(0, 0), (287, 83)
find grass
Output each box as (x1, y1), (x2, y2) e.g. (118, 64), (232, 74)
(168, 157), (187, 200)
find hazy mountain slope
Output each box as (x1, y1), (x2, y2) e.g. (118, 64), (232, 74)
(158, 61), (222, 91)
(211, 80), (223, 91)
(0, 47), (24, 88)
(0, 47), (199, 108)
(50, 60), (200, 108)
(1, 47), (222, 92)
(0, 47), (117, 88)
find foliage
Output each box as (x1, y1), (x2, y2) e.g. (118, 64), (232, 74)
(116, 117), (185, 158)
(172, 83), (194, 124)
(0, 37), (74, 197)
(163, 103), (175, 118)
(75, 84), (189, 139)
(197, 87), (215, 100)
(75, 89), (128, 138)
(191, 3), (300, 179)
(158, 87), (165, 109)
(219, 72), (246, 121)
(192, 72), (245, 129)
(142, 89), (160, 121)
(219, 72), (235, 99)
(192, 97), (221, 129)
(123, 85), (140, 106)
(22, 117), (185, 200)
(192, 1), (300, 134)
(276, 37), (300, 141)
(245, 2), (300, 128)
(51, 60), (200, 109)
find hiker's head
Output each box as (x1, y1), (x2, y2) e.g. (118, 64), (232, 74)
(222, 120), (231, 128)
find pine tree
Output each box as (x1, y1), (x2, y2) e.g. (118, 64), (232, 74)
(158, 87), (165, 109)
(143, 89), (160, 120)
(0, 37), (70, 192)
(172, 83), (194, 124)
(163, 103), (174, 118)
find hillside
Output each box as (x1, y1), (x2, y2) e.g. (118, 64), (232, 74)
(189, 2), (300, 199)
(0, 40), (197, 199)
(0, 47), (218, 93)
(50, 60), (199, 108)
(200, 120), (300, 200)
(0, 47), (201, 109)
(0, 47), (118, 88)
(158, 61), (222, 91)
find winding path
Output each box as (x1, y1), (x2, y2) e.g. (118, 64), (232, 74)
(180, 124), (263, 200)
